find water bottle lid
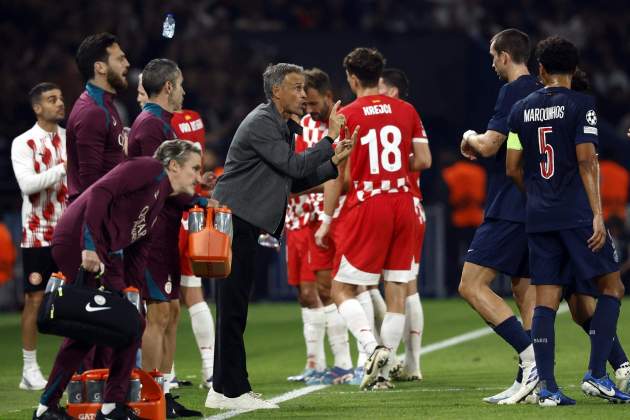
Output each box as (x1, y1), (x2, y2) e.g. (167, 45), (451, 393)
(166, 13), (174, 17)
(190, 205), (204, 212)
(85, 372), (103, 381)
(123, 286), (139, 293)
(52, 272), (66, 279)
(130, 371), (141, 379)
(149, 368), (163, 377)
(71, 374), (83, 381)
(216, 206), (232, 213)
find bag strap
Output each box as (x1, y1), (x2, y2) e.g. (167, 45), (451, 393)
(76, 267), (86, 287)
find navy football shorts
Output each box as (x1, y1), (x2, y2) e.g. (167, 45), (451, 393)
(464, 218), (529, 278)
(528, 227), (619, 287)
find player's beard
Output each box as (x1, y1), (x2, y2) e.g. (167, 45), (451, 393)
(107, 68), (128, 92)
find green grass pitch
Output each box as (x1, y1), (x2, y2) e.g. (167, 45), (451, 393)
(1, 298), (629, 419)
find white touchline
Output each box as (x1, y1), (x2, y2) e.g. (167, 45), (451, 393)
(205, 303), (569, 419)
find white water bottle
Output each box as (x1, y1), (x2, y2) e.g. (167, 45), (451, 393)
(162, 14), (175, 38)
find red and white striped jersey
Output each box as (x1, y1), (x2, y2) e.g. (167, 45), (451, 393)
(11, 123), (68, 247)
(408, 120), (429, 200)
(340, 95), (425, 209)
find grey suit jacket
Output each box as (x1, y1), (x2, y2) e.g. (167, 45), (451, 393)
(213, 101), (338, 235)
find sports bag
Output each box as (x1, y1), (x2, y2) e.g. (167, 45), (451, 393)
(37, 268), (142, 348)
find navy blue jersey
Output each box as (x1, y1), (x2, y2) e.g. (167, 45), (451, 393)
(484, 75), (541, 222)
(508, 86), (599, 232)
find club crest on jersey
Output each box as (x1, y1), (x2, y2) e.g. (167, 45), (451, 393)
(586, 110), (597, 126)
(165, 280), (172, 294)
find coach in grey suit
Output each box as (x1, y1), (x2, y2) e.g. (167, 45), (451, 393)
(208, 63), (355, 410)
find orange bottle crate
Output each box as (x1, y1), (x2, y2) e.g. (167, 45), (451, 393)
(188, 206), (232, 278)
(66, 368), (165, 420)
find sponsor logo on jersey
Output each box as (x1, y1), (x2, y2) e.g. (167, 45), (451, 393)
(178, 119), (204, 133)
(131, 206), (150, 242)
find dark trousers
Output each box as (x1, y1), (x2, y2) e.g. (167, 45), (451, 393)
(40, 244), (143, 406)
(213, 215), (259, 398)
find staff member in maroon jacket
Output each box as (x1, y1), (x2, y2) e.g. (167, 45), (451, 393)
(65, 32), (130, 371)
(33, 140), (202, 420)
(127, 58), (201, 418)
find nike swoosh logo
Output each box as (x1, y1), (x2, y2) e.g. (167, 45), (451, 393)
(85, 303), (112, 312)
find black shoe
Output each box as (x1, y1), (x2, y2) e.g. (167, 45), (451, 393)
(165, 393), (203, 418)
(95, 403), (148, 420)
(32, 407), (74, 420)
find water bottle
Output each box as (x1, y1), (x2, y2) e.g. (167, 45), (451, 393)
(67, 374), (84, 404)
(258, 233), (280, 249)
(127, 371), (142, 402)
(86, 372), (104, 403)
(188, 205), (206, 233)
(162, 14), (175, 38)
(44, 272), (65, 294)
(214, 207), (233, 239)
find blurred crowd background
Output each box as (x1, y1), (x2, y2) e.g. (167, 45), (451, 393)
(1, 0), (629, 307)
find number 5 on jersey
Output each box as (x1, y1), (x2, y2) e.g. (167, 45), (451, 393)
(360, 125), (402, 174)
(538, 126), (554, 179)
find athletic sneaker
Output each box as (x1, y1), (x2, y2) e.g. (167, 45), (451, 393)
(582, 372), (630, 403)
(483, 380), (520, 403)
(615, 362), (630, 392)
(95, 403), (150, 419)
(360, 346), (390, 390)
(287, 368), (320, 382)
(370, 376), (395, 391)
(348, 367), (364, 386)
(391, 366), (423, 382)
(165, 393), (203, 418)
(538, 387), (576, 407)
(307, 366), (354, 385)
(20, 367), (47, 390)
(498, 361), (539, 405)
(32, 406), (73, 420)
(206, 390), (278, 410)
(205, 387), (226, 409)
(169, 376), (192, 390)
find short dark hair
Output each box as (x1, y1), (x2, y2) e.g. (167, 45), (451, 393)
(491, 29), (530, 64)
(304, 68), (332, 95)
(343, 47), (385, 87)
(142, 58), (181, 97)
(536, 36), (579, 75)
(29, 82), (61, 106)
(76, 32), (118, 82)
(380, 68), (410, 98)
(262, 63), (304, 100)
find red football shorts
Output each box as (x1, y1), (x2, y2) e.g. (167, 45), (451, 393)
(334, 193), (415, 286)
(286, 227), (315, 286)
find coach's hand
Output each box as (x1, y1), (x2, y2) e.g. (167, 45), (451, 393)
(588, 214), (606, 252)
(327, 101), (345, 140)
(82, 250), (102, 272)
(332, 126), (358, 166)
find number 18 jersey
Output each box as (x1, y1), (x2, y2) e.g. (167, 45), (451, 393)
(340, 94), (426, 209)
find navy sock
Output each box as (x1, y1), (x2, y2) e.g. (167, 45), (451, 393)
(589, 295), (621, 378)
(582, 317), (628, 371)
(493, 316), (531, 354)
(532, 306), (558, 392)
(515, 330), (531, 383)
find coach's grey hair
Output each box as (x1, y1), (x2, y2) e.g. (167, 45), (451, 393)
(263, 63), (304, 100)
(141, 58), (181, 97)
(154, 139), (201, 168)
